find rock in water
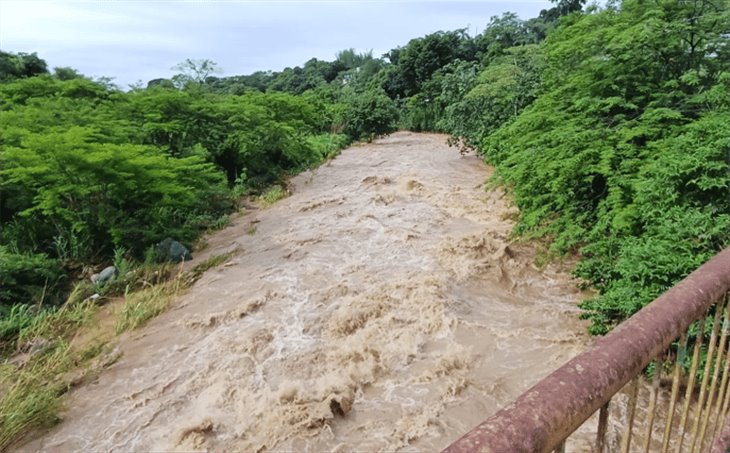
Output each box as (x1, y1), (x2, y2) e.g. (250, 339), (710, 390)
(157, 238), (193, 263)
(92, 266), (118, 285)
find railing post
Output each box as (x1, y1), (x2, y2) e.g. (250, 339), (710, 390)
(595, 401), (610, 453)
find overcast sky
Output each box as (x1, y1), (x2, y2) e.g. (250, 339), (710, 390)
(0, 0), (554, 87)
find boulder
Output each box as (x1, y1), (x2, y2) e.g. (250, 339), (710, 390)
(156, 238), (193, 263)
(91, 265), (117, 285)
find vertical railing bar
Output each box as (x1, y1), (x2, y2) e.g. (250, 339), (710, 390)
(719, 366), (730, 438)
(621, 377), (640, 453)
(663, 333), (688, 453)
(677, 314), (708, 452)
(689, 305), (724, 452)
(440, 250), (730, 453)
(698, 296), (729, 451)
(643, 355), (663, 453)
(711, 293), (730, 443)
(596, 400), (610, 453)
(554, 439), (566, 453)
(710, 357), (730, 444)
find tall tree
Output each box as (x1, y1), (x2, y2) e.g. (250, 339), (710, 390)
(171, 58), (222, 87)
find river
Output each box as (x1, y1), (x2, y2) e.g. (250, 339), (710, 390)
(23, 132), (589, 452)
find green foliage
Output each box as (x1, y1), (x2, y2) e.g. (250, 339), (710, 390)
(0, 61), (350, 318)
(206, 49), (381, 96)
(124, 87), (329, 184)
(1, 126), (230, 259)
(171, 58), (222, 88)
(112, 247), (132, 281)
(258, 185), (289, 208)
(383, 29), (477, 98)
(306, 133), (351, 161)
(343, 88), (399, 141)
(0, 247), (63, 307)
(115, 277), (180, 334)
(0, 296), (100, 450)
(474, 0), (730, 333)
(52, 66), (83, 81)
(0, 51), (49, 82)
(115, 252), (232, 334)
(475, 13), (541, 62)
(2, 0), (723, 353)
(399, 60), (480, 131)
(0, 304), (35, 346)
(441, 45), (544, 147)
(0, 342), (70, 451)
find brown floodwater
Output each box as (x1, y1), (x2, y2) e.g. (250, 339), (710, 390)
(23, 132), (591, 452)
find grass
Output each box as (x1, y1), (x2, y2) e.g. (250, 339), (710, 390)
(0, 296), (97, 451)
(114, 276), (183, 334)
(115, 251), (235, 334)
(0, 305), (35, 354)
(258, 185), (288, 208)
(0, 251), (236, 450)
(189, 251), (235, 277)
(208, 214), (231, 232)
(0, 342), (70, 450)
(306, 133), (350, 161)
(17, 299), (97, 350)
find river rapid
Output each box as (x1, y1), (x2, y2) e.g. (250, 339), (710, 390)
(24, 132), (589, 452)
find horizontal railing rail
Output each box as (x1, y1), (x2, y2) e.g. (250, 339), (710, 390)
(443, 247), (730, 453)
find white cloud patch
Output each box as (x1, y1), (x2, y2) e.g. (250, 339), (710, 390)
(0, 0), (553, 86)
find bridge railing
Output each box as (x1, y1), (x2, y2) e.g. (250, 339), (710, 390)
(443, 247), (730, 453)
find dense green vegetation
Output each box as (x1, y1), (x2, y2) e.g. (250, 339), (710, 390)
(480, 1), (730, 333)
(1, 0), (728, 446)
(1, 0), (728, 348)
(219, 0), (724, 336)
(0, 55), (400, 343)
(421, 0), (730, 335)
(0, 52), (406, 449)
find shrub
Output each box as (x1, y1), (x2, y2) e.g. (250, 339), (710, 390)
(0, 247), (64, 308)
(343, 88), (399, 141)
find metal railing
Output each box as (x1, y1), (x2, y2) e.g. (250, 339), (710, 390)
(443, 247), (730, 453)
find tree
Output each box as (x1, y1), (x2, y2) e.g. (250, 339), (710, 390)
(53, 66), (82, 81)
(384, 29), (476, 98)
(146, 78), (175, 89)
(550, 0), (585, 17)
(476, 0), (730, 334)
(171, 58), (222, 87)
(476, 13), (537, 62)
(343, 88), (399, 140)
(0, 51), (48, 81)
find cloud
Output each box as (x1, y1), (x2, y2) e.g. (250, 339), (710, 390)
(0, 0), (553, 86)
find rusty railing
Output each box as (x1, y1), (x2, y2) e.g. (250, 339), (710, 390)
(444, 247), (730, 453)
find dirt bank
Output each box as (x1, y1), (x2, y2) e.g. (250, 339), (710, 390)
(22, 132), (589, 452)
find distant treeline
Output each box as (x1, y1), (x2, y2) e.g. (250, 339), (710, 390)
(1, 0), (729, 336)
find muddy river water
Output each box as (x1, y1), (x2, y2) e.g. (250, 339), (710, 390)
(24, 132), (591, 452)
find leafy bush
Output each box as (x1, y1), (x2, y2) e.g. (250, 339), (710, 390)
(306, 133), (350, 160)
(0, 126), (231, 260)
(343, 88), (399, 141)
(438, 46), (544, 149)
(0, 247), (63, 307)
(476, 0), (730, 333)
(0, 64), (343, 314)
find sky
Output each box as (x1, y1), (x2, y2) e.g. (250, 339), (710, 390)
(0, 0), (554, 87)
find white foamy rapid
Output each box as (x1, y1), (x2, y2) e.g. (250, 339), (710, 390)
(24, 132), (589, 452)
